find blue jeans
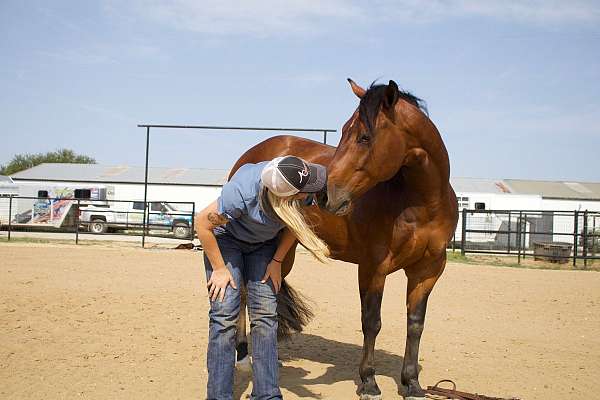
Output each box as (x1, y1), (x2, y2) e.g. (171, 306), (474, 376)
(204, 232), (282, 400)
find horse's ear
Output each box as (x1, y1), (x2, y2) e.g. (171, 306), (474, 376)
(383, 80), (399, 110)
(347, 78), (365, 98)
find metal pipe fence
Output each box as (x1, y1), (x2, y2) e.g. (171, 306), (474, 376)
(451, 208), (600, 267)
(4, 196), (599, 265)
(0, 195), (195, 247)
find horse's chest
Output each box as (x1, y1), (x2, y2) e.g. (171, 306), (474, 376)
(393, 218), (425, 248)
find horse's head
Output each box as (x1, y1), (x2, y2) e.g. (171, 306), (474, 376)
(325, 79), (427, 215)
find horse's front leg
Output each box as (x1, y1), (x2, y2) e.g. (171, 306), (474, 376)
(357, 265), (386, 400)
(235, 285), (251, 370)
(402, 255), (445, 399)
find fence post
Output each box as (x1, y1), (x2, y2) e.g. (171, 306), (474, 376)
(8, 195), (13, 242)
(75, 199), (80, 245)
(507, 212), (512, 254)
(594, 215), (597, 256)
(583, 210), (588, 268)
(191, 202), (196, 241)
(142, 126), (150, 248)
(522, 213), (527, 259)
(452, 231), (456, 252)
(460, 208), (467, 256)
(517, 211), (522, 264)
(144, 201), (151, 245)
(573, 210), (579, 268)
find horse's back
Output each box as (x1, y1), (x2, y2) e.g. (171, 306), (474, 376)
(229, 135), (336, 179)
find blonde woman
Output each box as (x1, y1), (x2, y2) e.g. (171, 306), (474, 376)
(195, 156), (329, 400)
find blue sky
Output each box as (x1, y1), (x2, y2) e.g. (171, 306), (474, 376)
(1, 1), (599, 181)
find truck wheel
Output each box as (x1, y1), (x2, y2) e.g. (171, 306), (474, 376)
(89, 219), (107, 234)
(173, 223), (190, 239)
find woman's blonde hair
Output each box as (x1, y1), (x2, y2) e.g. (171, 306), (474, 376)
(261, 188), (329, 263)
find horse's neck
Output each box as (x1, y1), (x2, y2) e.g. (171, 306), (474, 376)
(390, 125), (451, 208)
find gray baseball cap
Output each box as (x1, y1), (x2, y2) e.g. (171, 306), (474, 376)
(261, 156), (327, 197)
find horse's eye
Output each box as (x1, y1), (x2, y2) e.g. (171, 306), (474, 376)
(358, 133), (371, 144)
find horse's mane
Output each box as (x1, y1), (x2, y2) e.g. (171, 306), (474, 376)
(358, 83), (428, 131)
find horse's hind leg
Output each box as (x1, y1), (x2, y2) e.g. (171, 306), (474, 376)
(402, 254), (446, 399)
(357, 264), (387, 400)
(235, 285), (251, 370)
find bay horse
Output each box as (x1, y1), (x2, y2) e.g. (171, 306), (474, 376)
(228, 79), (458, 399)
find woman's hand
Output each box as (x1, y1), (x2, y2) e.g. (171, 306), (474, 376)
(207, 266), (237, 302)
(261, 259), (282, 293)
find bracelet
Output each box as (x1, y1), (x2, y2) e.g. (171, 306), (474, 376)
(272, 258), (283, 263)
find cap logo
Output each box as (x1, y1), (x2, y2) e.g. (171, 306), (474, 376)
(298, 165), (309, 183)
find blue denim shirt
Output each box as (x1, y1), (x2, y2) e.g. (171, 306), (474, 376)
(215, 162), (285, 243)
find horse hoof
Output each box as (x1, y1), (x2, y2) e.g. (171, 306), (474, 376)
(359, 394), (382, 400)
(235, 355), (252, 372)
(358, 378), (381, 400)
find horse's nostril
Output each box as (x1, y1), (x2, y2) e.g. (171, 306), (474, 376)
(331, 199), (351, 216)
(339, 200), (350, 212)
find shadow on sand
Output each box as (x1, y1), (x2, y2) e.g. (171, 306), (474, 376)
(234, 333), (421, 399)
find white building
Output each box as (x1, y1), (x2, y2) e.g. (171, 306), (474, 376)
(452, 177), (600, 212)
(10, 164), (600, 213)
(10, 163), (228, 214)
(0, 175), (18, 195)
(8, 164), (600, 211)
(7, 164), (600, 245)
(452, 177), (600, 245)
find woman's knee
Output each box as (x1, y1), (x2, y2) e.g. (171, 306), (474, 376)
(209, 288), (241, 326)
(246, 281), (278, 325)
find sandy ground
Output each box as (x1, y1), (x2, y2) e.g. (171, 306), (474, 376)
(1, 243), (599, 400)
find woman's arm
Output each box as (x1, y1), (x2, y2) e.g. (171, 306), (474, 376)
(194, 200), (236, 301)
(261, 227), (296, 293)
(273, 228), (297, 261)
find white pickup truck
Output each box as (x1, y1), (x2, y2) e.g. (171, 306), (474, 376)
(79, 201), (193, 239)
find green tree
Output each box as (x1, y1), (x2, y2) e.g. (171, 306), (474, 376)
(0, 149), (96, 176)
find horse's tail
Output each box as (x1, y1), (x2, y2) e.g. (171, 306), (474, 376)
(277, 279), (314, 339)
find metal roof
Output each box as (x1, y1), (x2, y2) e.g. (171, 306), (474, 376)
(450, 177), (512, 194)
(11, 163), (228, 186)
(450, 177), (600, 200)
(504, 179), (600, 200)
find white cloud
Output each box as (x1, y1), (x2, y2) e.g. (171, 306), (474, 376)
(127, 0), (600, 37)
(132, 0), (363, 37)
(455, 0), (600, 24)
(369, 0), (600, 24)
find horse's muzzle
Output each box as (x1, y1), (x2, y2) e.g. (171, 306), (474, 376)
(325, 185), (352, 216)
(330, 199), (351, 216)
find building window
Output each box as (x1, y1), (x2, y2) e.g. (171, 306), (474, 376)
(474, 202), (486, 210)
(74, 189), (91, 199)
(132, 201), (145, 210)
(38, 190), (49, 198)
(457, 196), (469, 209)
